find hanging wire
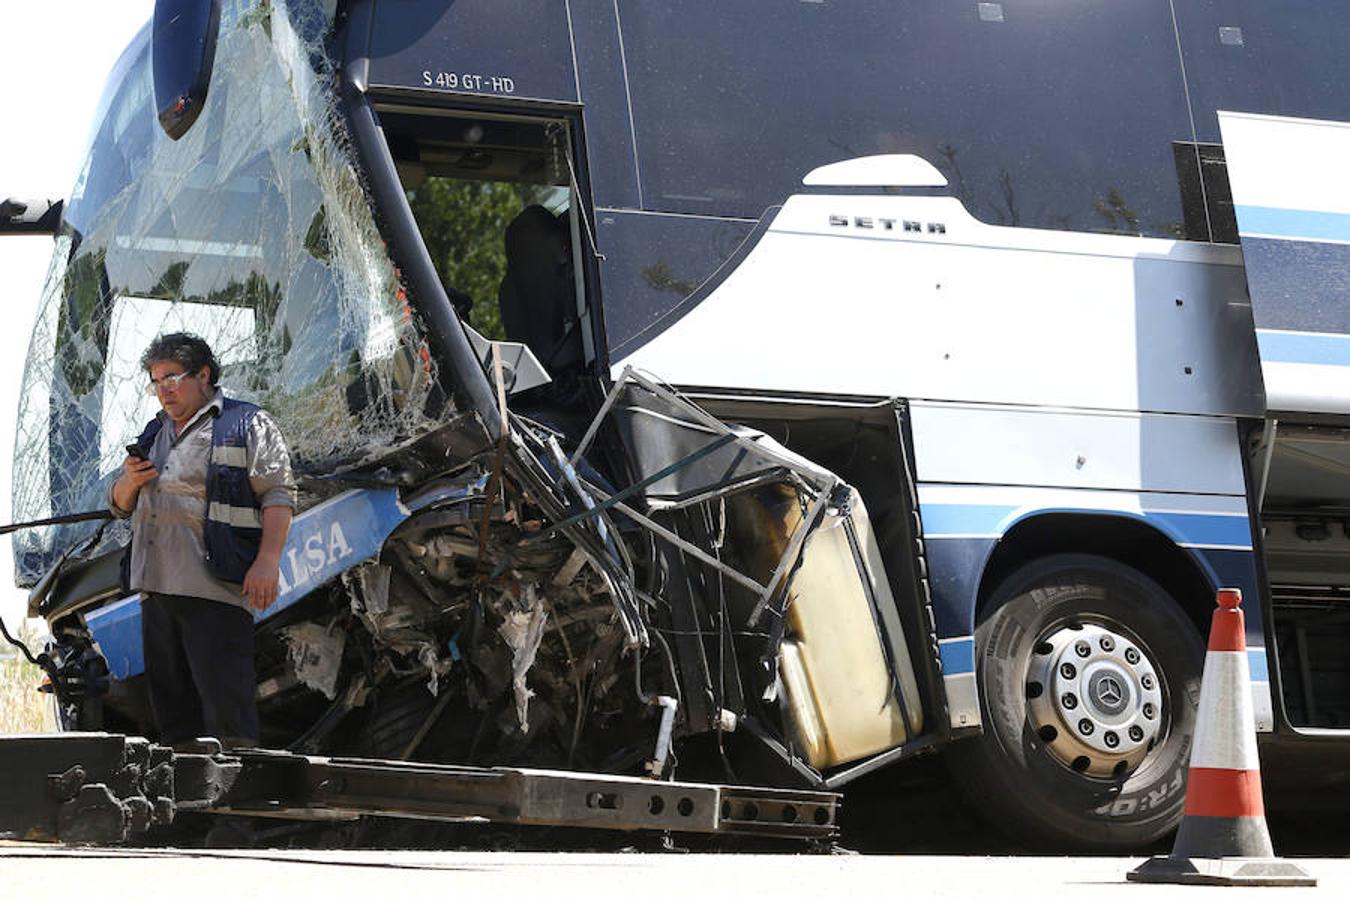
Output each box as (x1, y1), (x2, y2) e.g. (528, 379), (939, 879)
(546, 121), (605, 262)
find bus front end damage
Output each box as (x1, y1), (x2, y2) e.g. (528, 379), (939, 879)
(6, 0), (928, 847)
(6, 371), (929, 846)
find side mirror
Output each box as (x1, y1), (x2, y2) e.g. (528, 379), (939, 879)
(0, 198), (64, 236)
(152, 0), (222, 140)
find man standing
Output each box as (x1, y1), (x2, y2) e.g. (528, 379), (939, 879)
(110, 333), (295, 749)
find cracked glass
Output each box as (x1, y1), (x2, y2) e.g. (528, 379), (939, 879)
(12, 0), (441, 586)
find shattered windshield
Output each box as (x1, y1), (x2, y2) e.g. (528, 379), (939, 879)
(11, 0), (441, 586)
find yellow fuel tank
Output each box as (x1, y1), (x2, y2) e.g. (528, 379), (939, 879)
(777, 490), (923, 769)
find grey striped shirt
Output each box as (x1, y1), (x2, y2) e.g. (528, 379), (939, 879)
(109, 391), (296, 609)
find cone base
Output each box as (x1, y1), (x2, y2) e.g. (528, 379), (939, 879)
(1128, 855), (1316, 887)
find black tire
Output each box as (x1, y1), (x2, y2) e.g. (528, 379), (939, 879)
(946, 554), (1204, 851)
(351, 679), (438, 759)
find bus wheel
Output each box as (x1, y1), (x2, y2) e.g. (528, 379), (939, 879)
(946, 553), (1204, 851)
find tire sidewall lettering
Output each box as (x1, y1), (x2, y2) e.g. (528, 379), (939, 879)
(949, 554), (1205, 849)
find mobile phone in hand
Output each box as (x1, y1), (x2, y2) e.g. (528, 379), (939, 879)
(125, 443), (148, 461)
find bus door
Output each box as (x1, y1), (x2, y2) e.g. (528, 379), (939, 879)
(1220, 111), (1350, 738)
(351, 0), (605, 436)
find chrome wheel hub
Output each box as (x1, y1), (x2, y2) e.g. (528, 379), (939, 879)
(1025, 622), (1164, 777)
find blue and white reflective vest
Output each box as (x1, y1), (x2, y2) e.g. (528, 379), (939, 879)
(133, 397), (264, 584)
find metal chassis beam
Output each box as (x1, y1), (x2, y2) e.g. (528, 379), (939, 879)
(215, 751), (838, 840)
(0, 735), (838, 845)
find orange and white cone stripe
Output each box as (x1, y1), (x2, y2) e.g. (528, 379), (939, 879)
(1129, 589), (1314, 885)
(1171, 587), (1273, 856)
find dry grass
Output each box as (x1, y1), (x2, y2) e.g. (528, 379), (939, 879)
(0, 620), (58, 734)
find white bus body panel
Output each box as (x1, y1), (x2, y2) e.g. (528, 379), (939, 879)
(612, 174), (1278, 735)
(910, 402), (1246, 496)
(615, 194), (1264, 421)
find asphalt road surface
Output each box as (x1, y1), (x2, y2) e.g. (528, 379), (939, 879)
(0, 847), (1342, 898)
(837, 754), (1350, 857)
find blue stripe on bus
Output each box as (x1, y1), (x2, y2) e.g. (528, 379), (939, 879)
(935, 642), (1267, 682)
(88, 488), (411, 680)
(1236, 205), (1350, 243)
(920, 504), (1018, 536)
(939, 637), (975, 675)
(1249, 647), (1269, 682)
(921, 503), (1250, 549)
(1148, 512), (1252, 548)
(1256, 330), (1350, 366)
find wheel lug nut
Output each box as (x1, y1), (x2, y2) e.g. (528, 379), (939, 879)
(1099, 636), (1115, 652)
(1077, 719), (1095, 736)
(1074, 640), (1090, 658)
(1141, 674), (1154, 690)
(1128, 725), (1144, 741)
(1104, 730), (1119, 748)
(1142, 703), (1155, 720)
(1125, 648), (1140, 664)
(1060, 662), (1077, 679)
(1061, 692), (1078, 710)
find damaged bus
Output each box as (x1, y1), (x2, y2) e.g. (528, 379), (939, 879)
(5, 0), (1350, 851)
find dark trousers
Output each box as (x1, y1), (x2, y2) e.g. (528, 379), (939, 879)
(141, 593), (260, 746)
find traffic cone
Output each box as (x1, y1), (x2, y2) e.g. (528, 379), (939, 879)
(1128, 588), (1315, 886)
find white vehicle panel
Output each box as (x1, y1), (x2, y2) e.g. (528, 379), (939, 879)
(802, 154), (948, 188)
(909, 402), (1245, 496)
(1219, 111), (1350, 216)
(915, 483), (1251, 547)
(616, 194), (1262, 419)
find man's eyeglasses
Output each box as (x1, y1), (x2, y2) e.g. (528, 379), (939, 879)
(146, 371), (193, 395)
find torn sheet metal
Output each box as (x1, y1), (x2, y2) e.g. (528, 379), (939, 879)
(354, 562), (391, 618)
(582, 368), (844, 628)
(345, 561), (451, 693)
(496, 585), (549, 733)
(416, 643), (452, 696)
(567, 369), (922, 765)
(281, 621), (346, 700)
(601, 369), (839, 510)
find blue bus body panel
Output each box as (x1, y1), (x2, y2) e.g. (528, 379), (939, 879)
(918, 487), (1270, 731)
(86, 488), (410, 680)
(362, 0), (578, 103)
(1220, 112), (1350, 415)
(347, 3), (1350, 377)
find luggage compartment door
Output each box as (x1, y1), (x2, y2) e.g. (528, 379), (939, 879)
(1219, 111), (1350, 415)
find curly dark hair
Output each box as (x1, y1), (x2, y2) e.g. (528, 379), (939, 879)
(141, 332), (221, 386)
